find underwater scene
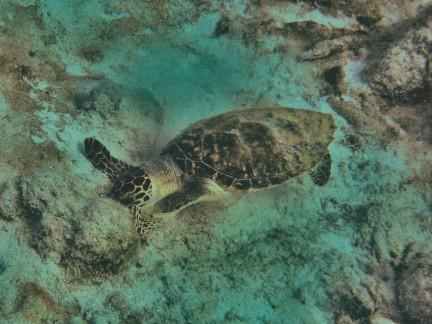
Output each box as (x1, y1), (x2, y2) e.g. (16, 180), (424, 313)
(0, 1), (431, 323)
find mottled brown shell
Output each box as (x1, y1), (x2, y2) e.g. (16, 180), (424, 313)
(162, 108), (336, 190)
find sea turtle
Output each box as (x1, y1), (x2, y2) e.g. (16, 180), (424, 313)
(84, 107), (336, 236)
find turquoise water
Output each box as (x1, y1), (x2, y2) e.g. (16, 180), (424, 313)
(0, 1), (431, 323)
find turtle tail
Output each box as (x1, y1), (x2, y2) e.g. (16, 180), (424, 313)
(83, 137), (153, 207)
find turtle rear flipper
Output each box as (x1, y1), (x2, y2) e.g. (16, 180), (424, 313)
(309, 152), (332, 186)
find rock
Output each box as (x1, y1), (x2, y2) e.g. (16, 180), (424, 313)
(397, 254), (432, 324)
(0, 179), (19, 222)
(302, 0), (424, 28)
(369, 313), (397, 324)
(333, 283), (375, 324)
(0, 259), (6, 275)
(105, 292), (144, 322)
(106, 292), (128, 314)
(328, 96), (402, 145)
(335, 313), (356, 324)
(328, 97), (369, 129)
(322, 65), (344, 95)
(72, 81), (121, 115)
(300, 37), (353, 61)
(384, 103), (432, 143)
(61, 199), (137, 282)
(280, 21), (352, 44)
(4, 166), (137, 281)
(5, 282), (81, 323)
(368, 21), (432, 103)
(15, 169), (79, 259)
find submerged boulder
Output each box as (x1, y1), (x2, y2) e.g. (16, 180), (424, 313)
(397, 254), (432, 324)
(368, 21), (432, 103)
(0, 166), (137, 281)
(5, 282), (82, 323)
(61, 199), (137, 282)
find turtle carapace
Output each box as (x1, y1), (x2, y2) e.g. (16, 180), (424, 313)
(84, 108), (336, 236)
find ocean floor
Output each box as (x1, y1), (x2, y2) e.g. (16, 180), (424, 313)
(0, 1), (431, 323)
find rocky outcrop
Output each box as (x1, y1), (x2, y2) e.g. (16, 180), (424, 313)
(368, 20), (432, 103)
(397, 253), (432, 324)
(5, 282), (82, 323)
(60, 200), (138, 282)
(0, 167), (138, 281)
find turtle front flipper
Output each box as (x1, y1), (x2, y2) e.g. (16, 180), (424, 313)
(83, 137), (153, 207)
(309, 152), (332, 186)
(84, 137), (128, 182)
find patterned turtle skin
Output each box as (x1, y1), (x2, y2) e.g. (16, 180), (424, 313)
(162, 108), (336, 189)
(84, 107), (336, 237)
